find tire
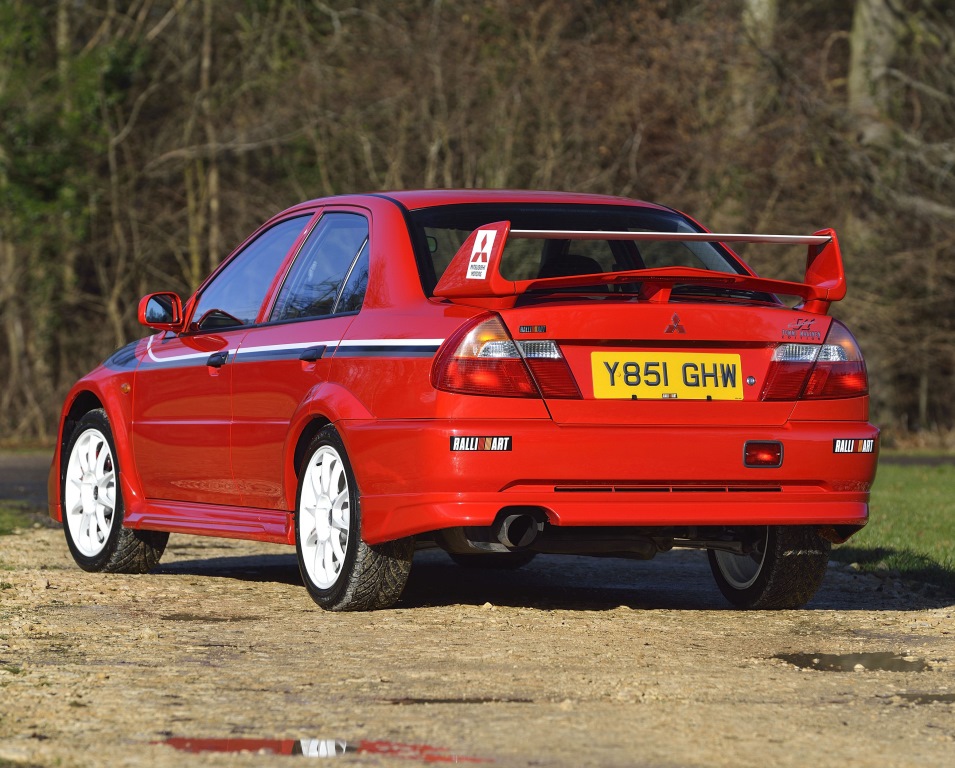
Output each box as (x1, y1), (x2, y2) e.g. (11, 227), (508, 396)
(294, 426), (413, 611)
(449, 551), (537, 570)
(707, 525), (831, 609)
(62, 409), (168, 573)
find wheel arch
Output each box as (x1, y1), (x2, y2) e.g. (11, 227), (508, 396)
(282, 382), (376, 512)
(50, 381), (141, 523)
(49, 390), (107, 522)
(60, 390), (105, 458)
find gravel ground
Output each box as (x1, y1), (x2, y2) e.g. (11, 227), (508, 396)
(1, 453), (954, 767)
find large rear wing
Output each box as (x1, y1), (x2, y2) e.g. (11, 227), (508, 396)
(432, 221), (845, 314)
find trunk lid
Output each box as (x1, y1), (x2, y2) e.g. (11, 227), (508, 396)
(496, 301), (831, 426)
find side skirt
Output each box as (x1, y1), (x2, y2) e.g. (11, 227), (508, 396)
(124, 499), (294, 545)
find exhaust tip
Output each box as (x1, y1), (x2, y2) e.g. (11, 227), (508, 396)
(496, 512), (542, 549)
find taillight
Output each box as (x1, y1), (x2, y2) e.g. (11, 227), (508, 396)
(431, 314), (580, 398)
(761, 320), (868, 401)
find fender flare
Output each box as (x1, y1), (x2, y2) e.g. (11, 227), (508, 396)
(281, 382), (375, 511)
(50, 380), (143, 523)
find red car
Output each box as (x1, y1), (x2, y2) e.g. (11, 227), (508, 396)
(48, 190), (878, 610)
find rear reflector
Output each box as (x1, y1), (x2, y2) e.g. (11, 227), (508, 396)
(744, 441), (783, 467)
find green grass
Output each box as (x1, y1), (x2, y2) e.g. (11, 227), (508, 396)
(0, 502), (33, 536)
(832, 463), (955, 592)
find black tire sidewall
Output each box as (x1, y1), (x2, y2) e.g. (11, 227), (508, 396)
(708, 525), (831, 609)
(707, 525), (776, 608)
(62, 409), (126, 572)
(294, 427), (361, 608)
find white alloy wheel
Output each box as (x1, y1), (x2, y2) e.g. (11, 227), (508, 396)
(64, 427), (118, 557)
(711, 528), (769, 590)
(299, 444), (351, 589)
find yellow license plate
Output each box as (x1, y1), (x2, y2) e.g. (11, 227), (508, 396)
(591, 352), (744, 400)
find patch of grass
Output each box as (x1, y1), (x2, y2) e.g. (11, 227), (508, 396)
(0, 501), (39, 536)
(832, 463), (955, 592)
(0, 500), (52, 536)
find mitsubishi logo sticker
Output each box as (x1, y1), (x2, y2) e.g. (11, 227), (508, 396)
(665, 313), (686, 334)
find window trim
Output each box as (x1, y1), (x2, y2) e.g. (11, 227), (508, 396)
(184, 210), (320, 335)
(266, 208), (372, 325)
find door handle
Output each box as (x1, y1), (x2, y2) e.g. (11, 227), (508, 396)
(299, 345), (326, 362)
(206, 351), (229, 368)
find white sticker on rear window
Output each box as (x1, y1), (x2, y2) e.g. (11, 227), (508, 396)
(467, 230), (496, 280)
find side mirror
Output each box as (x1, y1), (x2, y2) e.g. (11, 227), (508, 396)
(138, 292), (185, 333)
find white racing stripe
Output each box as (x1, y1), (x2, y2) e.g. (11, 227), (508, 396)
(335, 338), (444, 348)
(145, 334), (223, 363)
(145, 334), (445, 364)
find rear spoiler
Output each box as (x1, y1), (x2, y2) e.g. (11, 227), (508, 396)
(432, 221), (845, 314)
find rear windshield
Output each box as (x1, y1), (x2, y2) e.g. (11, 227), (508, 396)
(407, 203), (748, 295)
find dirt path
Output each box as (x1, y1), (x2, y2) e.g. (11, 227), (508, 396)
(1, 527), (953, 768)
(1, 453), (954, 767)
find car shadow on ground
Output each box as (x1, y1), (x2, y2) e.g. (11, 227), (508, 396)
(152, 548), (955, 612)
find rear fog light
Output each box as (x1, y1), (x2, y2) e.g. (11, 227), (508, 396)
(744, 441), (783, 468)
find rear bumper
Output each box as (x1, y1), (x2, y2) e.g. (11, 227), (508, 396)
(341, 418), (879, 544)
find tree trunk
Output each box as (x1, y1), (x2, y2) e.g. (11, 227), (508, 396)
(848, 0), (903, 145)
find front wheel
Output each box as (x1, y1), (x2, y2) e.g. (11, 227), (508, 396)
(295, 426), (413, 611)
(707, 525), (831, 609)
(62, 409), (168, 573)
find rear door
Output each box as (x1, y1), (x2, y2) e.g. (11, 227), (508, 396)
(230, 209), (372, 509)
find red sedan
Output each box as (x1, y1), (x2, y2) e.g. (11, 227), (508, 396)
(48, 190), (878, 610)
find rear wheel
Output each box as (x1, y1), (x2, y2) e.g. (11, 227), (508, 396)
(295, 426), (413, 611)
(707, 525), (831, 609)
(62, 409), (168, 573)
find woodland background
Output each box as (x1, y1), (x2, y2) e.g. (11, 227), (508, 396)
(1, 0), (953, 445)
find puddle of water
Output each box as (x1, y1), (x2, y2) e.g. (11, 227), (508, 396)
(159, 736), (492, 763)
(775, 652), (929, 672)
(896, 693), (955, 705)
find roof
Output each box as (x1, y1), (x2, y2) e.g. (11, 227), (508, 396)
(290, 189), (671, 213)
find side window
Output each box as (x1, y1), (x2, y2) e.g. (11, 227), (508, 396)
(336, 245), (369, 313)
(270, 213), (369, 322)
(192, 216), (310, 331)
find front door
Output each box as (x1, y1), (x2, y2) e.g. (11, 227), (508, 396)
(132, 214), (314, 505)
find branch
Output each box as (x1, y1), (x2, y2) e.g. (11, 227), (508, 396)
(143, 129), (309, 172)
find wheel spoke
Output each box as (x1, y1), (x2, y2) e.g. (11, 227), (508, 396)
(319, 452), (332, 495)
(85, 435), (99, 474)
(308, 459), (322, 499)
(94, 502), (110, 535)
(82, 511), (98, 547)
(322, 540), (335, 577)
(314, 543), (328, 582)
(329, 461), (344, 495)
(331, 531), (346, 562)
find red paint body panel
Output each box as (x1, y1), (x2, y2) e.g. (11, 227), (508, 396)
(339, 417), (877, 543)
(49, 190), (878, 570)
